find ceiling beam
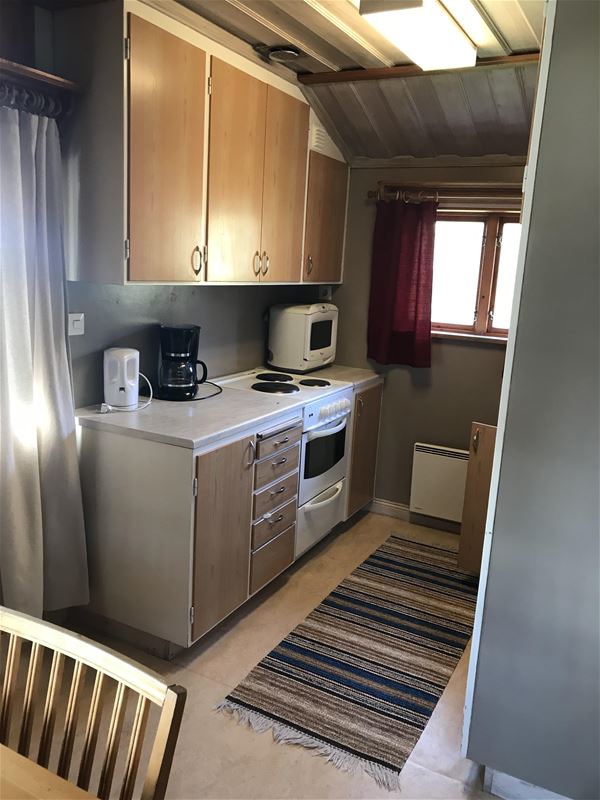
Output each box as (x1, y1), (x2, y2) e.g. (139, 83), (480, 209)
(297, 53), (540, 85)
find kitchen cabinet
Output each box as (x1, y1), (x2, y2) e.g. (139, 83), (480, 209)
(192, 435), (254, 640)
(458, 422), (497, 574)
(128, 16), (206, 282)
(207, 58), (309, 283)
(347, 383), (383, 517)
(303, 151), (349, 283)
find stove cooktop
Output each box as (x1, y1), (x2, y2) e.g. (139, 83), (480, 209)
(251, 382), (300, 394)
(216, 368), (349, 398)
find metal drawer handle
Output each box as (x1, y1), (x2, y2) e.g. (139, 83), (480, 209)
(306, 254), (313, 275)
(273, 457), (287, 467)
(473, 428), (480, 454)
(274, 437), (289, 446)
(269, 514), (284, 526)
(270, 486), (286, 497)
(247, 439), (256, 466)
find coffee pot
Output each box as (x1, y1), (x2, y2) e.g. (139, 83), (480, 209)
(157, 325), (208, 401)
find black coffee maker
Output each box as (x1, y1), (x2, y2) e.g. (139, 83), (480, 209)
(157, 325), (208, 401)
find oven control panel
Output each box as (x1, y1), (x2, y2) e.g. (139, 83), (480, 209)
(319, 398), (352, 420)
(303, 388), (354, 432)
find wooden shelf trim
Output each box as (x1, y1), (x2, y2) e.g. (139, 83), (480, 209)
(0, 58), (79, 93)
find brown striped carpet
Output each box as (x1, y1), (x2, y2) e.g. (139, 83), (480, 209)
(217, 534), (479, 789)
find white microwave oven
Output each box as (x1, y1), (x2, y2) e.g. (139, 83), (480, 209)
(267, 303), (338, 373)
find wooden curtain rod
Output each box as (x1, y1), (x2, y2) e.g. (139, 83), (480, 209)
(368, 187), (523, 203)
(298, 52), (539, 86)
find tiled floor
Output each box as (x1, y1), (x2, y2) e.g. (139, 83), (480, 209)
(94, 512), (493, 800)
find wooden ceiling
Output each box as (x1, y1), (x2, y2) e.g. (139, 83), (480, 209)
(174, 0), (544, 75)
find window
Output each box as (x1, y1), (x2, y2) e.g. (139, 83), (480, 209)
(431, 213), (522, 338)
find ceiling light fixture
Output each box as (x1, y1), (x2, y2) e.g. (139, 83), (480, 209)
(359, 0), (477, 71)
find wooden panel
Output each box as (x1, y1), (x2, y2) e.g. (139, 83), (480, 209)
(260, 86), (309, 282)
(193, 436), (254, 639)
(129, 15), (206, 282)
(250, 525), (295, 595)
(256, 422), (302, 460)
(1, 745), (96, 800)
(347, 383), (383, 517)
(252, 499), (297, 550)
(254, 444), (300, 491)
(207, 58), (266, 281)
(253, 471), (299, 520)
(458, 423), (497, 574)
(303, 151), (348, 282)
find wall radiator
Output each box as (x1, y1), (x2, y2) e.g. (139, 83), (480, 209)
(409, 443), (469, 522)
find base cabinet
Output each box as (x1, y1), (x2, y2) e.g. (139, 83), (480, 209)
(192, 436), (254, 639)
(347, 383), (383, 517)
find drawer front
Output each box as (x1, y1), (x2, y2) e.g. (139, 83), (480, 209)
(256, 424), (302, 461)
(254, 443), (300, 490)
(252, 498), (297, 551)
(250, 525), (295, 595)
(254, 471), (299, 520)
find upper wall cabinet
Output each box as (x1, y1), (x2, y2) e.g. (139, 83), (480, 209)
(303, 152), (348, 283)
(129, 16), (206, 282)
(207, 58), (309, 283)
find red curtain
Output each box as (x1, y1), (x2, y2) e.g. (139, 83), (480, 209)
(367, 199), (438, 368)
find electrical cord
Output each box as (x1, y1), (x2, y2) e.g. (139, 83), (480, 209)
(100, 373), (153, 414)
(189, 381), (223, 400)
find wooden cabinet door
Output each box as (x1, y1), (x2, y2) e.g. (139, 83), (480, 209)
(458, 423), (497, 574)
(207, 58), (266, 282)
(348, 383), (383, 517)
(303, 151), (348, 283)
(259, 86), (309, 282)
(128, 15), (206, 282)
(192, 436), (254, 639)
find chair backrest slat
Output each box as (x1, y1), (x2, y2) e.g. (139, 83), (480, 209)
(57, 659), (87, 778)
(37, 650), (65, 767)
(77, 670), (106, 791)
(1, 606), (186, 800)
(97, 681), (129, 800)
(120, 694), (150, 800)
(18, 641), (44, 757)
(0, 633), (22, 744)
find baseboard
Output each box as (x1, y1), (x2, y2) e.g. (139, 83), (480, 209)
(484, 768), (571, 800)
(369, 498), (410, 520)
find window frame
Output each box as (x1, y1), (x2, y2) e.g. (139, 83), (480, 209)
(431, 211), (522, 339)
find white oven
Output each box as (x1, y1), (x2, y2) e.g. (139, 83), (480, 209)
(267, 303), (338, 373)
(295, 389), (353, 559)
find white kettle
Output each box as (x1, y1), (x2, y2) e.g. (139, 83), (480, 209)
(103, 348), (140, 409)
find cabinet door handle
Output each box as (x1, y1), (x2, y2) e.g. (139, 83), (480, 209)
(191, 245), (202, 275)
(253, 251), (261, 276)
(306, 254), (313, 275)
(273, 457), (287, 467)
(472, 428), (480, 454)
(261, 251), (269, 276)
(247, 439), (256, 466)
(358, 397), (364, 415)
(270, 486), (286, 497)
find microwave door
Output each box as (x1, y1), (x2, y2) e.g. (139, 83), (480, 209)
(305, 313), (337, 365)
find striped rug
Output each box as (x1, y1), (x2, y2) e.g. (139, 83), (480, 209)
(217, 534), (479, 789)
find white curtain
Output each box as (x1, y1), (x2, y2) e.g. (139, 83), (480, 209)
(0, 107), (88, 616)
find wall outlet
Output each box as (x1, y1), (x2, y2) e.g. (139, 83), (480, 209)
(318, 285), (333, 301)
(68, 313), (85, 336)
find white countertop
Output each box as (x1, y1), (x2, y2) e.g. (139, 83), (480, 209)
(76, 365), (382, 451)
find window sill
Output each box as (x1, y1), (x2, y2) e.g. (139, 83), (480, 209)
(432, 330), (507, 345)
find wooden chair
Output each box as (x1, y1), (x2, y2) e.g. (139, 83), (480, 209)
(0, 606), (186, 800)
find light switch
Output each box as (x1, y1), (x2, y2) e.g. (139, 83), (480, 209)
(68, 313), (85, 336)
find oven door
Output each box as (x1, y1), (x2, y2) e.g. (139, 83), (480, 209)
(303, 311), (338, 367)
(299, 415), (348, 506)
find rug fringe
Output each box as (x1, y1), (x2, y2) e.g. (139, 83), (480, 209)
(215, 698), (402, 791)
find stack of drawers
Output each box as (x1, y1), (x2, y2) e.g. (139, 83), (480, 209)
(250, 421), (302, 595)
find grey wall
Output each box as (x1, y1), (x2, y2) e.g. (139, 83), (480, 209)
(335, 164), (521, 505)
(467, 2), (599, 797)
(67, 283), (318, 408)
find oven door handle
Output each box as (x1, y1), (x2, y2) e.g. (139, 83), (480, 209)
(304, 481), (344, 512)
(306, 416), (348, 442)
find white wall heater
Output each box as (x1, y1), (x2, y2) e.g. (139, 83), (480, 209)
(409, 442), (469, 522)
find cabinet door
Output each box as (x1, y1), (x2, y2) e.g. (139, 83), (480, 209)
(458, 423), (497, 574)
(347, 383), (383, 517)
(303, 151), (348, 283)
(128, 15), (206, 282)
(259, 87), (309, 282)
(207, 58), (266, 282)
(192, 436), (254, 639)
